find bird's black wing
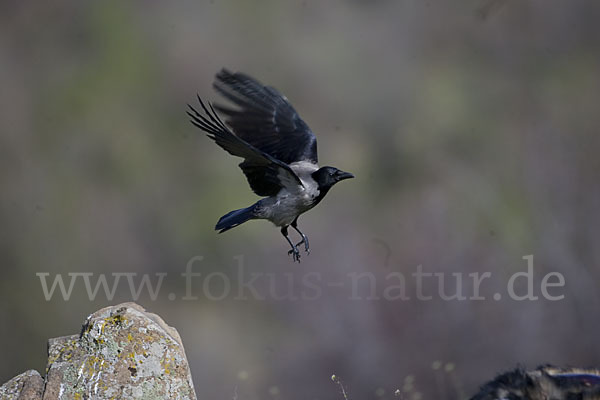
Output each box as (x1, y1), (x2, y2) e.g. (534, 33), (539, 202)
(188, 97), (303, 197)
(211, 69), (318, 165)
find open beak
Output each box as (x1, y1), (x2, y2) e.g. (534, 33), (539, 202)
(336, 171), (354, 181)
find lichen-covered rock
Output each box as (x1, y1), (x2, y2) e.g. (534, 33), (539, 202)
(0, 369), (44, 400)
(1, 303), (197, 400)
(42, 302), (196, 400)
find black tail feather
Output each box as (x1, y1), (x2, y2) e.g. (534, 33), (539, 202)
(215, 204), (257, 233)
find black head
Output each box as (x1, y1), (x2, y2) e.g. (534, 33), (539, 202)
(311, 166), (354, 192)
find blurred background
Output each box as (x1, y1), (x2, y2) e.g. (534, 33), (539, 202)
(1, 0), (600, 399)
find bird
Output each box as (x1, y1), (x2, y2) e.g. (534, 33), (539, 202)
(187, 69), (354, 262)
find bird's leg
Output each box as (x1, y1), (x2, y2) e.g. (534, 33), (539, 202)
(281, 226), (301, 263)
(291, 217), (310, 254)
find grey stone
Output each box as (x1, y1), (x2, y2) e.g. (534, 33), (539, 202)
(470, 366), (600, 400)
(0, 369), (44, 400)
(1, 303), (197, 400)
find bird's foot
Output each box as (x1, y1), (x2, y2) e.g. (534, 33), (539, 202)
(295, 237), (310, 255)
(288, 246), (301, 263)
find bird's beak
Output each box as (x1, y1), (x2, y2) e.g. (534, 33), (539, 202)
(336, 171), (354, 181)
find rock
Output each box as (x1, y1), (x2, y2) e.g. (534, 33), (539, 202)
(1, 303), (197, 400)
(470, 365), (600, 400)
(0, 369), (44, 400)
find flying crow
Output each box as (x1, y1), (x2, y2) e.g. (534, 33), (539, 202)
(187, 69), (354, 262)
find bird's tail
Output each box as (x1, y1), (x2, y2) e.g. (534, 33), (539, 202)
(215, 204), (258, 233)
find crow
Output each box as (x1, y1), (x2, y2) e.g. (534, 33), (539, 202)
(187, 69), (354, 262)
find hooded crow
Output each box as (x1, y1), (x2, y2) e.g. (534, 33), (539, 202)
(187, 69), (354, 262)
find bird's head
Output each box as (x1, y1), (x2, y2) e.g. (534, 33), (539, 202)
(312, 166), (354, 191)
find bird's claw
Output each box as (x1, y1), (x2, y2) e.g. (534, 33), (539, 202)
(288, 246), (301, 263)
(295, 237), (310, 255)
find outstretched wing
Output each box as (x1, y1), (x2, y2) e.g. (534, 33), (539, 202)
(188, 97), (303, 197)
(212, 69), (318, 164)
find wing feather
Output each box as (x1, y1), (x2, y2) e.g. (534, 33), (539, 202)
(187, 97), (303, 197)
(212, 69), (318, 164)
